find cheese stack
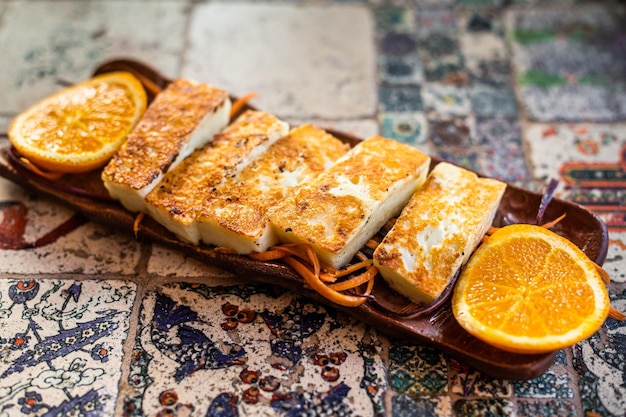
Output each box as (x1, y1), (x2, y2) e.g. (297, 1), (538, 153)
(196, 124), (350, 254)
(145, 110), (289, 244)
(373, 162), (506, 304)
(269, 136), (431, 269)
(102, 78), (231, 213)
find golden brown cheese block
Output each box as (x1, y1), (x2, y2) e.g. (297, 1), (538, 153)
(144, 110), (289, 244)
(196, 124), (349, 254)
(373, 162), (506, 304)
(269, 136), (431, 269)
(102, 78), (231, 212)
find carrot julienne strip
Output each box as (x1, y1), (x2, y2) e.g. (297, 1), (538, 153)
(230, 93), (258, 119)
(282, 256), (369, 307)
(20, 157), (65, 180)
(248, 248), (290, 261)
(133, 212), (144, 237)
(328, 265), (377, 291)
(540, 213), (566, 229)
(609, 307), (625, 321)
(322, 260), (372, 280)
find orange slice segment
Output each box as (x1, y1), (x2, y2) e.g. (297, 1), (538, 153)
(452, 224), (610, 354)
(8, 71), (147, 173)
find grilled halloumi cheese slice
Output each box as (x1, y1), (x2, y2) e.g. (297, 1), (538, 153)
(373, 162), (506, 304)
(196, 124), (349, 254)
(145, 110), (289, 244)
(102, 78), (231, 213)
(269, 136), (431, 269)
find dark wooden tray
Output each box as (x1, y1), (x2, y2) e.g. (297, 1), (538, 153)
(0, 59), (609, 380)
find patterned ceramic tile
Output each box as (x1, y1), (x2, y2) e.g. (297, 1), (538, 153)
(183, 3), (376, 119)
(452, 398), (513, 417)
(0, 177), (142, 275)
(416, 8), (457, 35)
(379, 53), (425, 85)
(604, 232), (626, 284)
(507, 6), (626, 122)
(123, 282), (387, 416)
(392, 394), (452, 417)
(514, 351), (573, 398)
(427, 114), (475, 147)
(0, 0), (186, 113)
(515, 399), (577, 417)
(476, 117), (530, 182)
(448, 358), (512, 398)
(469, 85), (517, 117)
(422, 84), (471, 116)
(525, 123), (626, 238)
(572, 299), (626, 417)
(375, 6), (416, 32)
(417, 33), (466, 85)
(388, 343), (448, 395)
(458, 11), (512, 88)
(379, 85), (425, 113)
(379, 112), (429, 146)
(0, 278), (136, 416)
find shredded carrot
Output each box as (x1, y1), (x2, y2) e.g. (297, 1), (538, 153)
(328, 265), (377, 292)
(135, 74), (163, 97)
(230, 93), (258, 119)
(322, 260), (372, 280)
(282, 256), (370, 307)
(365, 239), (379, 250)
(133, 212), (144, 238)
(486, 226), (499, 235)
(19, 157), (65, 180)
(541, 213), (566, 229)
(609, 307), (625, 321)
(248, 248), (290, 261)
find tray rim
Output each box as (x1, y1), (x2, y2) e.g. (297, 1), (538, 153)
(0, 58), (611, 380)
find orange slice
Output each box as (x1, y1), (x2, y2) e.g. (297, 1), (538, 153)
(452, 224), (610, 354)
(8, 71), (147, 173)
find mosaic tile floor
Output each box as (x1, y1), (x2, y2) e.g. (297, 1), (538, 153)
(0, 1), (625, 416)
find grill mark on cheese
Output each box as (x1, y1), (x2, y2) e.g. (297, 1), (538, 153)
(102, 78), (231, 212)
(144, 110), (289, 244)
(373, 162), (506, 304)
(269, 136), (431, 269)
(196, 124), (349, 254)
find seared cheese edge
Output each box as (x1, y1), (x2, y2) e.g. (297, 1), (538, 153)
(269, 136), (431, 269)
(197, 125), (349, 253)
(102, 79), (231, 213)
(144, 110), (289, 244)
(373, 162), (507, 305)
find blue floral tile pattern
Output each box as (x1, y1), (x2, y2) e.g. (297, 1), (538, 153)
(0, 279), (136, 416)
(124, 282), (387, 416)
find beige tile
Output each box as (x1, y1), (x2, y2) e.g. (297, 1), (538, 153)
(0, 177), (142, 275)
(184, 3), (376, 119)
(0, 0), (186, 113)
(147, 244), (234, 278)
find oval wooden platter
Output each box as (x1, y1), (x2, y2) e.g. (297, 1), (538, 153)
(0, 59), (609, 380)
